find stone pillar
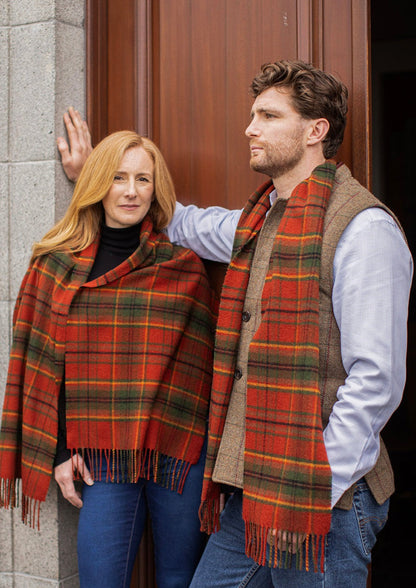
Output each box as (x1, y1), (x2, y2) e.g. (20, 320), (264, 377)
(0, 1), (86, 586)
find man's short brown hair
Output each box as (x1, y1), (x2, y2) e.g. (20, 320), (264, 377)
(251, 60), (348, 159)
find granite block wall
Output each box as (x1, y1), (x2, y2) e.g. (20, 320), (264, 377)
(0, 1), (86, 585)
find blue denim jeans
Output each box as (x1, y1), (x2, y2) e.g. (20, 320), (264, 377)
(77, 442), (207, 588)
(190, 480), (389, 588)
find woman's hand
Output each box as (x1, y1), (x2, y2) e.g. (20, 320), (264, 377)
(57, 106), (93, 182)
(54, 453), (94, 508)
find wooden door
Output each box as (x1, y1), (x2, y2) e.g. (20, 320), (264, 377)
(87, 0), (371, 203)
(85, 1), (371, 586)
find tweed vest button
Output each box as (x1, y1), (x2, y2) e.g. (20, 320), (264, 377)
(234, 367), (243, 380)
(242, 310), (251, 322)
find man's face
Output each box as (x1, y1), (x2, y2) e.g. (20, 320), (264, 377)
(245, 87), (310, 180)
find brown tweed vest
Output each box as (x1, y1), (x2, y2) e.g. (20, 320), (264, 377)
(213, 163), (403, 509)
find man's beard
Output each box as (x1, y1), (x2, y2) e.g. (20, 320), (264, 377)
(249, 134), (306, 178)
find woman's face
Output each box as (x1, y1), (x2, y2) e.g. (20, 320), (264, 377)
(102, 146), (155, 228)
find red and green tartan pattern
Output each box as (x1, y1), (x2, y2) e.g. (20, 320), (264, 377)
(200, 162), (336, 571)
(0, 216), (215, 526)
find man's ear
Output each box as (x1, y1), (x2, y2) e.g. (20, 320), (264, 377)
(306, 118), (330, 146)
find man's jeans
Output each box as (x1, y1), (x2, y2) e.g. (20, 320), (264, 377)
(190, 480), (389, 588)
(77, 443), (207, 588)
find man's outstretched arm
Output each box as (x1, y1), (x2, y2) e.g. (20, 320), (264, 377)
(167, 202), (241, 263)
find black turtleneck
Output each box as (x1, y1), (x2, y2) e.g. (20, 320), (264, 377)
(54, 223), (141, 467)
(88, 222), (141, 280)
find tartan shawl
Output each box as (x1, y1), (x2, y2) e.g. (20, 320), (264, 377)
(200, 161), (336, 571)
(0, 215), (215, 526)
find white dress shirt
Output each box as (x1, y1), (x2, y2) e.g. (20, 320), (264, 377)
(167, 198), (413, 507)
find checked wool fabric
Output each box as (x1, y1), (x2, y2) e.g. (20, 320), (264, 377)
(200, 161), (336, 571)
(0, 216), (215, 527)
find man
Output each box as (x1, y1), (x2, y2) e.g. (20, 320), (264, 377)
(58, 60), (412, 587)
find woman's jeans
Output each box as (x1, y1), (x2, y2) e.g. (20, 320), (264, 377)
(77, 443), (207, 588)
(190, 479), (389, 588)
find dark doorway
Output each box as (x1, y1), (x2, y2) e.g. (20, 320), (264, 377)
(371, 1), (416, 585)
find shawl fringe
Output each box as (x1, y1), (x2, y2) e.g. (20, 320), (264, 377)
(0, 477), (20, 509)
(1, 478), (40, 530)
(21, 494), (41, 530)
(74, 447), (193, 494)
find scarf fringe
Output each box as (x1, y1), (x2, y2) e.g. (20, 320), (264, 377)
(246, 522), (325, 573)
(73, 448), (192, 494)
(199, 496), (221, 535)
(199, 493), (326, 573)
(1, 478), (40, 530)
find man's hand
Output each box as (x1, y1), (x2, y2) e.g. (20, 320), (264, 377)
(57, 106), (93, 182)
(268, 529), (306, 554)
(54, 453), (94, 508)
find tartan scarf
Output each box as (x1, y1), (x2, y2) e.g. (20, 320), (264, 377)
(0, 216), (215, 527)
(200, 161), (336, 571)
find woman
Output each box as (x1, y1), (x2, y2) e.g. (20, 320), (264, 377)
(0, 131), (216, 588)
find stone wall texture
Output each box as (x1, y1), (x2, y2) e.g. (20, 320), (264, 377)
(0, 1), (86, 585)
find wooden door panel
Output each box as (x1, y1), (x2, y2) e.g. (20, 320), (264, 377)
(152, 0), (195, 204)
(223, 0), (300, 208)
(154, 0), (229, 207)
(107, 0), (137, 130)
(154, 0), (303, 208)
